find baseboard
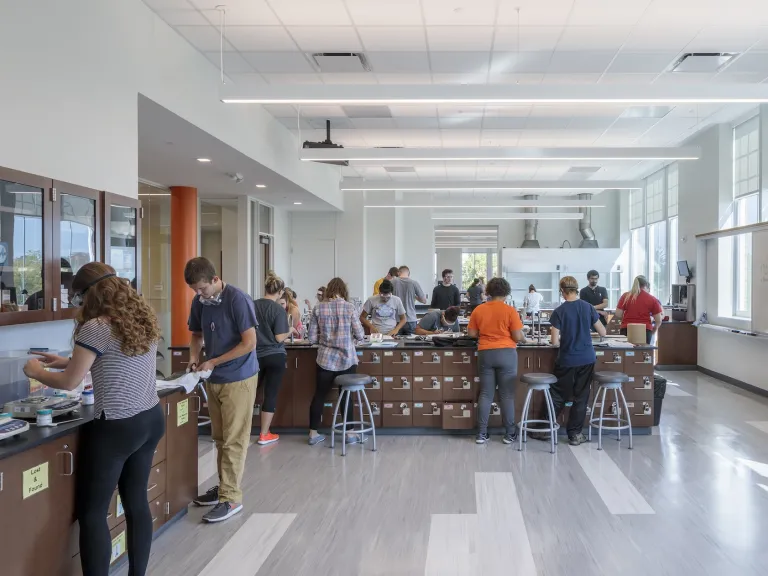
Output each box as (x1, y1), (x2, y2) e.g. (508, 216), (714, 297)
(656, 365), (698, 371)
(698, 366), (768, 399)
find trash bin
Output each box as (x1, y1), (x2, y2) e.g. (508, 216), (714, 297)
(653, 374), (667, 426)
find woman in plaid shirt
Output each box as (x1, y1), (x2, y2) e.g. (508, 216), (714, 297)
(307, 277), (366, 446)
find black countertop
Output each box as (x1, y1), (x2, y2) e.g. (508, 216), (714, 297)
(0, 387), (183, 462)
(168, 340), (656, 351)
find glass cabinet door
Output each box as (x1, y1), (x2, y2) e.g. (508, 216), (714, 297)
(54, 181), (100, 318)
(106, 199), (140, 289)
(0, 168), (52, 324)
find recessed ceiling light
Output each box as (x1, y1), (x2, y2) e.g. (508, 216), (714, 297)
(256, 184), (267, 188)
(197, 158), (211, 163)
(294, 202), (302, 205)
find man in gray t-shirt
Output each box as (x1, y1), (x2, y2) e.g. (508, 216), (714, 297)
(360, 280), (406, 336)
(391, 266), (427, 335)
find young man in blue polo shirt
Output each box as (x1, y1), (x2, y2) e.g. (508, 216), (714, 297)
(185, 257), (258, 523)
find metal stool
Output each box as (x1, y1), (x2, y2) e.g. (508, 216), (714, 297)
(196, 380), (211, 428)
(518, 373), (560, 454)
(330, 374), (377, 456)
(589, 371), (633, 450)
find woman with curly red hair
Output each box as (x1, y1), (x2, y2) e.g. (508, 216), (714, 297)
(24, 262), (164, 576)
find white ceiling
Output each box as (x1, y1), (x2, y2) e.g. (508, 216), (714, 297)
(143, 0), (768, 184)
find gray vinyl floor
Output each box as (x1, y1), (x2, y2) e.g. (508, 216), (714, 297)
(116, 371), (768, 576)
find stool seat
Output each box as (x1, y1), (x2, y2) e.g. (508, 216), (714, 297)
(594, 371), (630, 385)
(521, 373), (557, 388)
(335, 374), (372, 392)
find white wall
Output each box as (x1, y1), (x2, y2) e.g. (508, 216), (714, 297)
(273, 206), (292, 281)
(0, 321), (75, 354)
(221, 206), (239, 283)
(698, 326), (768, 392)
(201, 230), (223, 274)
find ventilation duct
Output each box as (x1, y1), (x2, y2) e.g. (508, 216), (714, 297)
(521, 194), (540, 248)
(578, 193), (598, 248)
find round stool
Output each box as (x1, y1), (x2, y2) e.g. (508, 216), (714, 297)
(589, 371), (633, 450)
(330, 374), (377, 456)
(518, 373), (559, 454)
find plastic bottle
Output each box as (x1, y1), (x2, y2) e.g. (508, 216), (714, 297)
(81, 389), (94, 406)
(36, 409), (53, 426)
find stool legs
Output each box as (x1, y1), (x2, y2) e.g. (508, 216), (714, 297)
(544, 388), (558, 448)
(597, 386), (608, 450)
(544, 389), (556, 454)
(330, 391), (343, 450)
(588, 386), (600, 444)
(361, 390), (377, 452)
(341, 391), (351, 457)
(517, 389), (533, 451)
(613, 388), (621, 442)
(618, 386), (633, 449)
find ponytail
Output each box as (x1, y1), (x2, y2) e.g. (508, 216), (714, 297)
(264, 271), (285, 296)
(628, 275), (649, 303)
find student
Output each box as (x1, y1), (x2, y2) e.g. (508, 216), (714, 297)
(360, 279), (407, 336)
(281, 285), (303, 337)
(532, 276), (606, 446)
(304, 286), (326, 311)
(579, 270), (609, 326)
(523, 284), (543, 317)
(467, 277), (525, 445)
(307, 277), (366, 446)
(467, 278), (484, 312)
(415, 306), (461, 335)
(254, 272), (291, 446)
(391, 265), (427, 335)
(373, 267), (399, 297)
(430, 268), (460, 310)
(24, 262), (164, 576)
(186, 257), (258, 523)
(615, 275), (663, 344)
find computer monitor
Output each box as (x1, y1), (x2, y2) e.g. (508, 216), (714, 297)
(677, 260), (691, 278)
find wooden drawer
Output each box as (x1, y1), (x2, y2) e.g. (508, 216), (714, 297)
(382, 349), (414, 376)
(412, 349), (444, 375)
(441, 349), (476, 376)
(150, 493), (167, 533)
(487, 402), (503, 428)
(356, 349), (384, 375)
(382, 402), (413, 427)
(413, 401), (442, 428)
(442, 375), (477, 402)
(353, 400), (382, 428)
(594, 349), (624, 371)
(382, 375), (413, 402)
(412, 375), (443, 402)
(146, 461), (166, 504)
(442, 402), (476, 430)
(364, 375), (383, 401)
(622, 349), (655, 375)
(152, 429), (167, 467)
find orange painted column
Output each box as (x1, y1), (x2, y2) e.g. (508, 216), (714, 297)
(170, 186), (198, 347)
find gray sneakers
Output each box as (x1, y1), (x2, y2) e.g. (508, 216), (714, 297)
(569, 433), (587, 446)
(203, 502), (243, 523)
(194, 485), (219, 507)
(308, 434), (326, 446)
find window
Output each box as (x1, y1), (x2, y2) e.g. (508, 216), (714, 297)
(669, 216), (678, 288)
(630, 227), (646, 281)
(461, 250), (498, 290)
(734, 194), (759, 317)
(630, 188), (644, 230)
(667, 163), (678, 217)
(648, 221), (668, 303)
(734, 116), (760, 199)
(646, 172), (665, 224)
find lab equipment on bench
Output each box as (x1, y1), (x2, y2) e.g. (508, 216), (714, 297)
(3, 396), (80, 419)
(0, 413), (29, 441)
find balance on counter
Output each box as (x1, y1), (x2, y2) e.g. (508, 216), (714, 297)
(0, 412), (30, 441)
(3, 395), (81, 420)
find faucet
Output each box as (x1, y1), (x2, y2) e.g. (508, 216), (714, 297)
(537, 311), (543, 345)
(288, 314), (294, 344)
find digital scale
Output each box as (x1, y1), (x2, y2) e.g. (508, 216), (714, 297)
(3, 396), (80, 419)
(0, 413), (30, 441)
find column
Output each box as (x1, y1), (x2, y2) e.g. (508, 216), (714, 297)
(170, 186), (198, 347)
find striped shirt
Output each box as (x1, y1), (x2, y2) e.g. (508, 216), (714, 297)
(309, 298), (365, 371)
(75, 319), (159, 420)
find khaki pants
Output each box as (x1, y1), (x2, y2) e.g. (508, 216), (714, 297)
(206, 375), (258, 503)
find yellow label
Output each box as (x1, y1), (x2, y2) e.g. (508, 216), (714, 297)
(116, 494), (124, 518)
(22, 462), (49, 499)
(110, 531), (126, 564)
(177, 398), (189, 427)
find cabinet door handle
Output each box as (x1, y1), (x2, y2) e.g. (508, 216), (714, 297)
(527, 356), (531, 369)
(57, 451), (74, 476)
(295, 357), (298, 369)
(192, 395), (201, 413)
(147, 483), (158, 492)
(151, 516), (158, 524)
(537, 357), (541, 368)
(106, 513), (113, 520)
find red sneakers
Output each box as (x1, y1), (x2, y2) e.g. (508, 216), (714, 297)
(257, 432), (279, 445)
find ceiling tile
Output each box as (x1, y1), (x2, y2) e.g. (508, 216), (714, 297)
(556, 26), (632, 50)
(421, 0), (498, 25)
(712, 72), (767, 83)
(726, 52), (768, 74)
(547, 51), (614, 73)
(490, 52), (553, 74)
(367, 52), (431, 73)
(224, 26), (298, 51)
(653, 72), (716, 84)
(345, 0), (423, 25)
(358, 27), (426, 51)
(439, 116), (483, 129)
(393, 117), (441, 129)
(298, 105), (347, 117)
(376, 73), (434, 84)
(268, 0), (351, 25)
(203, 51), (255, 73)
(438, 105), (485, 117)
(483, 105), (533, 117)
(622, 26), (700, 52)
(685, 27), (768, 52)
(567, 117), (616, 130)
(415, 166), (448, 178)
(242, 52), (315, 73)
(350, 118), (397, 129)
(496, 0), (574, 26)
(175, 26), (235, 51)
(430, 52), (490, 74)
(427, 26), (494, 51)
(493, 26), (563, 52)
(568, 0), (652, 26)
(287, 26), (362, 52)
(145, 0), (195, 8)
(598, 73), (657, 84)
(540, 73), (601, 84)
(195, 0), (282, 26)
(525, 117), (571, 130)
(388, 104), (438, 117)
(487, 73), (544, 84)
(481, 117), (528, 129)
(321, 73), (378, 84)
(431, 73), (488, 84)
(262, 73), (322, 84)
(480, 130), (521, 146)
(361, 131), (405, 147)
(607, 52), (678, 74)
(155, 9), (210, 26)
(263, 104), (297, 117)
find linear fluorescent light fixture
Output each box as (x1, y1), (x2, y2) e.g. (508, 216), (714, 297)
(366, 204), (605, 209)
(344, 180), (642, 191)
(303, 147), (698, 163)
(432, 212), (584, 220)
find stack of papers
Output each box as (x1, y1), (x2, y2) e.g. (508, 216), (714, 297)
(156, 370), (212, 394)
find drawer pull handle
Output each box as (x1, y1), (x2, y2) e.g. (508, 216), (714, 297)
(151, 517), (158, 524)
(147, 483), (158, 492)
(57, 451), (74, 476)
(106, 513), (113, 519)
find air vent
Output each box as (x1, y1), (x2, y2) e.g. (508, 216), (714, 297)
(670, 53), (737, 73)
(312, 52), (371, 73)
(566, 167), (601, 174)
(384, 166), (416, 173)
(342, 105), (392, 119)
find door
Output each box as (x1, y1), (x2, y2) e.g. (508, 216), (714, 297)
(103, 194), (141, 293)
(290, 239), (335, 307)
(165, 391), (199, 518)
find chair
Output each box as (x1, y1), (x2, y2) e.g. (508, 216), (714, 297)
(518, 373), (559, 454)
(588, 371), (633, 450)
(330, 374), (377, 456)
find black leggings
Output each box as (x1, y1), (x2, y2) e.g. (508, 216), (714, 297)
(309, 364), (356, 431)
(258, 353), (287, 413)
(77, 404), (165, 576)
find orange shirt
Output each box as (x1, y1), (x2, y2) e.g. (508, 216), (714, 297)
(468, 301), (523, 351)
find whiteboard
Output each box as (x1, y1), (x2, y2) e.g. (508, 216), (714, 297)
(751, 230), (768, 334)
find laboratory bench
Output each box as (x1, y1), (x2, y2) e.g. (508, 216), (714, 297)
(0, 386), (199, 576)
(656, 321), (698, 369)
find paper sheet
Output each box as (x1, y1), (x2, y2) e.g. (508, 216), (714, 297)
(156, 370), (212, 394)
